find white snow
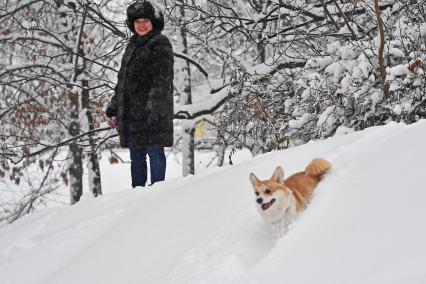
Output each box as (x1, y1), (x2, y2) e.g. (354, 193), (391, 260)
(317, 105), (336, 127)
(289, 113), (314, 129)
(1, 120), (426, 284)
(174, 86), (230, 118)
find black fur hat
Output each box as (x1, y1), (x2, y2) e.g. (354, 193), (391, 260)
(126, 1), (165, 33)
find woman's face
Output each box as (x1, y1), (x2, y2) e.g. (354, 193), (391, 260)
(134, 18), (153, 36)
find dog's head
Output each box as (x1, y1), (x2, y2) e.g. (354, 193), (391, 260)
(249, 166), (293, 222)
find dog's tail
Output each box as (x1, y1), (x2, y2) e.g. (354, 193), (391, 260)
(305, 158), (331, 178)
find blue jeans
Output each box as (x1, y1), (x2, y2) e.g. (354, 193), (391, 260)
(129, 145), (166, 187)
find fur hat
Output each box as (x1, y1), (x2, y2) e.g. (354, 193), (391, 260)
(126, 1), (165, 33)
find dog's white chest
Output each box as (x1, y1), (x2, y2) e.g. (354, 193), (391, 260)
(258, 192), (296, 224)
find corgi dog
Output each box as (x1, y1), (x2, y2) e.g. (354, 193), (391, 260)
(249, 158), (331, 226)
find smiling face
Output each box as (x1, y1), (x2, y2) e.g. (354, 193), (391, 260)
(254, 183), (278, 210)
(249, 167), (293, 223)
(134, 18), (153, 36)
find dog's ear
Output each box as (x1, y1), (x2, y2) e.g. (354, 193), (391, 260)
(271, 166), (284, 183)
(249, 173), (260, 188)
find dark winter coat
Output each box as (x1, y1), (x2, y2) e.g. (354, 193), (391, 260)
(106, 30), (174, 148)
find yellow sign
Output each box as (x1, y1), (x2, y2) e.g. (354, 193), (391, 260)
(195, 121), (206, 138)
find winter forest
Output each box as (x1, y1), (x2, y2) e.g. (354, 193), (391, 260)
(1, 0), (425, 224)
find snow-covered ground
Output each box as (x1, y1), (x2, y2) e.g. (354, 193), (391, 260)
(1, 121), (426, 284)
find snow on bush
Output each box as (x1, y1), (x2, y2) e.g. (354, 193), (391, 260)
(217, 1), (426, 153)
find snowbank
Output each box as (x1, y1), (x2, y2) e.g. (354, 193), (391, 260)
(1, 121), (426, 284)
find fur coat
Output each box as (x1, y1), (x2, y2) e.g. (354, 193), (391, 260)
(106, 30), (174, 148)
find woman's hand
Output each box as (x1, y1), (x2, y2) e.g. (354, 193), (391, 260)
(107, 117), (118, 128)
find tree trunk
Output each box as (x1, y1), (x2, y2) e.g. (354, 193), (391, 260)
(216, 142), (226, 167)
(374, 0), (390, 96)
(177, 1), (194, 176)
(68, 6), (86, 204)
(68, 91), (83, 205)
(81, 79), (102, 197)
(256, 0), (270, 63)
(182, 127), (195, 176)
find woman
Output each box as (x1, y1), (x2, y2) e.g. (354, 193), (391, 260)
(106, 1), (174, 188)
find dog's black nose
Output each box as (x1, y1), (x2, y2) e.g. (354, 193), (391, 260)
(256, 197), (263, 204)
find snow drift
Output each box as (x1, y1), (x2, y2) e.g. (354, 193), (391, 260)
(1, 121), (426, 284)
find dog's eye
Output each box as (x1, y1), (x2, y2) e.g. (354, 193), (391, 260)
(255, 192), (259, 196)
(264, 189), (271, 194)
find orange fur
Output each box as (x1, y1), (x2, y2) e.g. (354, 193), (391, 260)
(286, 158), (331, 211)
(249, 158), (331, 223)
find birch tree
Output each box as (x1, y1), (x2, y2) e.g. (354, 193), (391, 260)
(174, 1), (195, 176)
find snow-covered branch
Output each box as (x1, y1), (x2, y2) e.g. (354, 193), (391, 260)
(174, 51), (209, 79)
(2, 127), (112, 164)
(174, 86), (230, 119)
(0, 0), (45, 20)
